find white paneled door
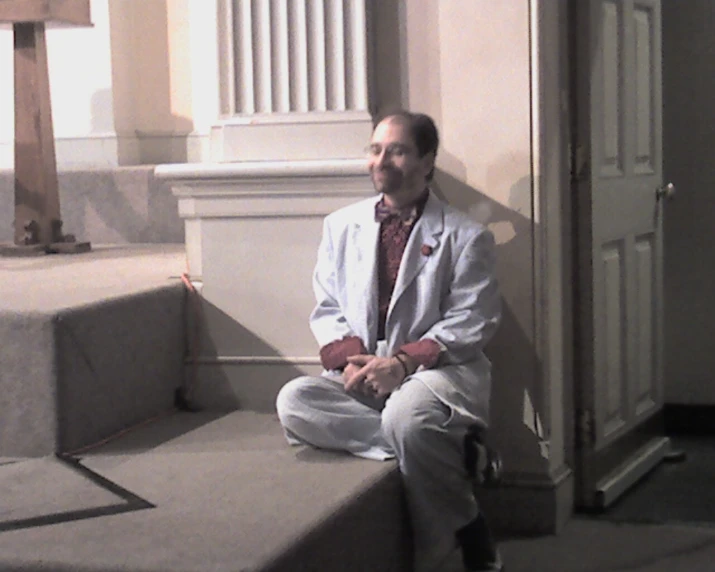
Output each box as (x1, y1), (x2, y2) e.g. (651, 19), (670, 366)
(574, 0), (673, 508)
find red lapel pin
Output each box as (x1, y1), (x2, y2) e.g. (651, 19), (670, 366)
(421, 244), (433, 256)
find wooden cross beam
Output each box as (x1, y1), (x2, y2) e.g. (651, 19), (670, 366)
(0, 0), (92, 255)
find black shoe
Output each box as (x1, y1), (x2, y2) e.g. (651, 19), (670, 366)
(464, 426), (502, 488)
(456, 513), (504, 572)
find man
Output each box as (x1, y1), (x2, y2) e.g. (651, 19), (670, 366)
(276, 111), (503, 572)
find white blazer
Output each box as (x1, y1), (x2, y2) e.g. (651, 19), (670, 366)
(309, 190), (501, 426)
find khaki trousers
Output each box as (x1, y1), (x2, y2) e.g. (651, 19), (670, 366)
(276, 372), (479, 572)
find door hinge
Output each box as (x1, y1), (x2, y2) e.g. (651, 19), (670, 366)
(577, 408), (596, 449)
(571, 144), (590, 183)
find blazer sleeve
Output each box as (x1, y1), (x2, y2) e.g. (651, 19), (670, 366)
(309, 217), (358, 349)
(421, 227), (501, 365)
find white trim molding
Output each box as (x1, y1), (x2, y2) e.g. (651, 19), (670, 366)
(156, 159), (373, 220)
(209, 110), (373, 162)
(0, 132), (212, 169)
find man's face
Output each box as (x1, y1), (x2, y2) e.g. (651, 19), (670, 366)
(367, 118), (433, 201)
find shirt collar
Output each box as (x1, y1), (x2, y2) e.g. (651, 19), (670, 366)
(374, 188), (430, 225)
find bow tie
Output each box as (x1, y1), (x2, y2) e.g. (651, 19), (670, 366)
(374, 201), (418, 225)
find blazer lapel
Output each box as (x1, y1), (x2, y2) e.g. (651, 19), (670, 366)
(388, 192), (444, 314)
(351, 199), (380, 350)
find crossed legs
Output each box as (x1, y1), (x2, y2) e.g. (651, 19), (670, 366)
(276, 374), (480, 571)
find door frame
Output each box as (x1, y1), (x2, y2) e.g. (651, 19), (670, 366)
(528, 0), (576, 527)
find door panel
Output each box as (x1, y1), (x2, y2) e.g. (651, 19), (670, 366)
(574, 0), (669, 508)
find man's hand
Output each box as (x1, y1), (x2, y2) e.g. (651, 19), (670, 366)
(342, 361), (364, 388)
(344, 354), (405, 397)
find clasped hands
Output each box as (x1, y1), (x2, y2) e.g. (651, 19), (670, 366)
(343, 354), (415, 397)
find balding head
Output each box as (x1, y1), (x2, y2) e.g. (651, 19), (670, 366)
(376, 111), (439, 180)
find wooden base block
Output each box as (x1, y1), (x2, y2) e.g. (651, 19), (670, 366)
(0, 1), (91, 26)
(0, 243), (48, 257)
(47, 241), (92, 255)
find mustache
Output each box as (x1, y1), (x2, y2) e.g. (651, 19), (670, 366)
(371, 165), (401, 175)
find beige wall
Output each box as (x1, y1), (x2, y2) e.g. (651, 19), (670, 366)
(663, 0), (715, 404)
(109, 0), (218, 164)
(0, 0), (218, 167)
(374, 0), (551, 476)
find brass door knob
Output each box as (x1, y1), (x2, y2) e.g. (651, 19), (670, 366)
(656, 182), (676, 201)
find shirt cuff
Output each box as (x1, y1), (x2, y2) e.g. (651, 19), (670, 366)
(398, 339), (442, 369)
(319, 336), (368, 371)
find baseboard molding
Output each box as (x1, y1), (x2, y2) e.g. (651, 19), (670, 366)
(210, 110), (373, 161)
(0, 132), (210, 169)
(477, 464), (574, 537)
(664, 403), (715, 435)
(595, 436), (670, 508)
(1, 134), (124, 168)
(191, 356), (321, 366)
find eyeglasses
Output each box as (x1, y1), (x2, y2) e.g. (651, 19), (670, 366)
(365, 143), (415, 159)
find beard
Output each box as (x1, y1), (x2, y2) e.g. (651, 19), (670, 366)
(371, 166), (404, 195)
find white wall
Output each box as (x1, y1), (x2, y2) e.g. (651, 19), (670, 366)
(0, 25), (13, 166)
(0, 0), (118, 167)
(108, 0), (219, 164)
(663, 0), (715, 404)
(0, 0), (220, 168)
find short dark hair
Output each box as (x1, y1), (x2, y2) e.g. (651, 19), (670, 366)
(376, 110), (439, 180)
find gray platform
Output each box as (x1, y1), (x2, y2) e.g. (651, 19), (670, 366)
(0, 245), (187, 457)
(0, 410), (411, 572)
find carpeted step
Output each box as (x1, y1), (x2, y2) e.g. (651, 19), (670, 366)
(0, 245), (187, 457)
(0, 410), (411, 572)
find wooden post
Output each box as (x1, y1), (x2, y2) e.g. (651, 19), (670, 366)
(0, 0), (92, 255)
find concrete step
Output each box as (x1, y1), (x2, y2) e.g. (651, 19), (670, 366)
(0, 166), (184, 245)
(0, 245), (187, 457)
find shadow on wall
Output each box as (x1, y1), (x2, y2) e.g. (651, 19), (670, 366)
(433, 159), (549, 476)
(59, 168), (182, 244)
(186, 299), (315, 414)
(0, 171), (12, 242)
(0, 165), (183, 245)
(0, 88), (188, 245)
(52, 86), (187, 243)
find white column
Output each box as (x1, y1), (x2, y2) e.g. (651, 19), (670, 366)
(211, 0), (373, 162)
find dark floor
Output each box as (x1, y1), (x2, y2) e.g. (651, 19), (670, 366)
(585, 435), (715, 528)
(497, 434), (715, 572)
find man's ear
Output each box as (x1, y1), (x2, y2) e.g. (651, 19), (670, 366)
(421, 151), (436, 176)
